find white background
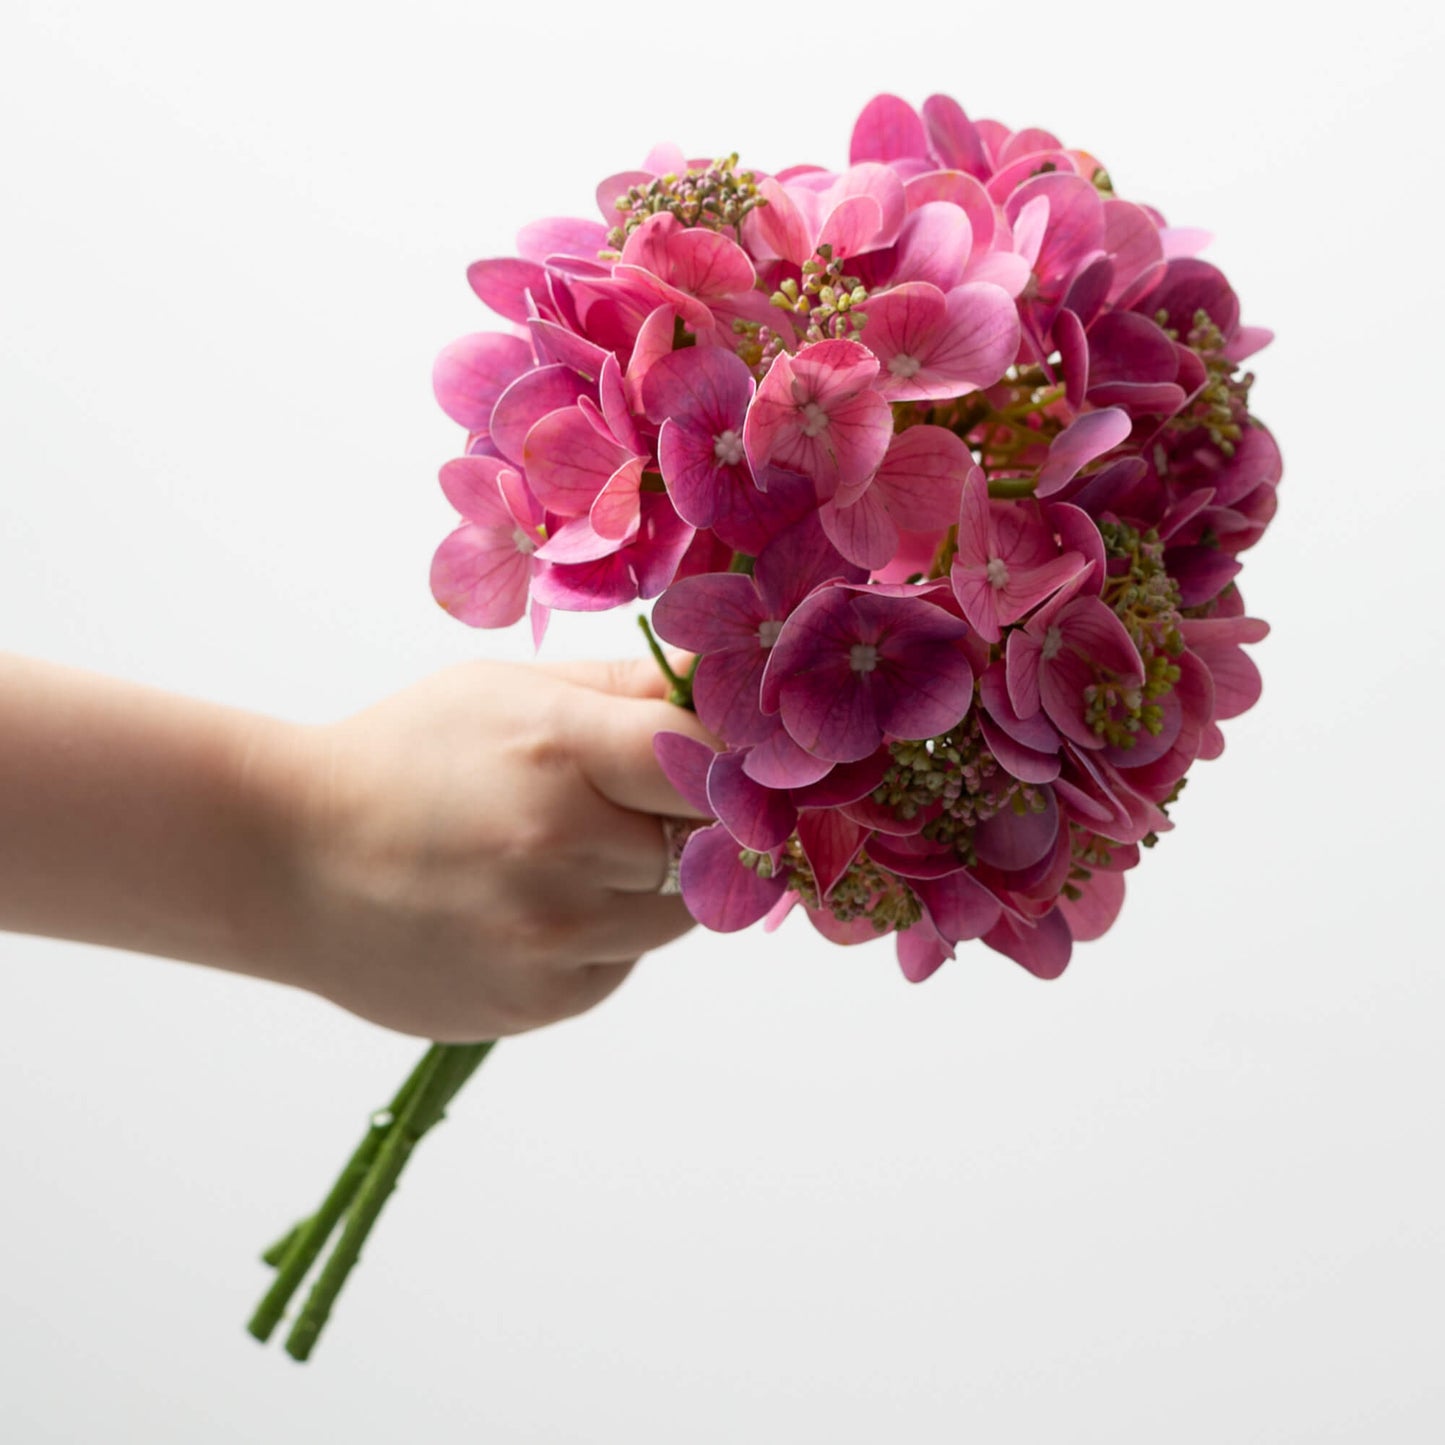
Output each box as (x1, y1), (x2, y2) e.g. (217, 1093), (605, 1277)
(2, 1), (1442, 1439)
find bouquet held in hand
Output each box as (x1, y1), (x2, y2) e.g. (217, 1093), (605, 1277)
(249, 90), (1278, 1359)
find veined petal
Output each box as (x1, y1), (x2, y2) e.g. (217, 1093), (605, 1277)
(850, 93), (929, 165)
(433, 332), (533, 432)
(429, 524), (530, 628)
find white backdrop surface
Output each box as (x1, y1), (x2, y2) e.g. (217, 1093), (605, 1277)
(2, 1), (1442, 1440)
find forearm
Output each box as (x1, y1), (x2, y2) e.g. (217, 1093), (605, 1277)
(0, 653), (312, 987)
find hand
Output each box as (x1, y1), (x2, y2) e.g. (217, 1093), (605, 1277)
(278, 657), (715, 1041)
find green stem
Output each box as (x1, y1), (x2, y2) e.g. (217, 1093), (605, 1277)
(261, 1218), (307, 1269)
(986, 476), (1039, 500)
(282, 1041), (495, 1362)
(637, 615), (691, 707)
(246, 1044), (439, 1341)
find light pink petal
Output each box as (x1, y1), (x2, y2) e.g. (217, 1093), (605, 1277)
(467, 258), (547, 325)
(1225, 326), (1274, 363)
(872, 427), (973, 532)
(641, 344), (754, 429)
(1101, 200), (1165, 303)
(623, 304), (678, 410)
(1008, 193), (1050, 269)
(850, 93), (929, 165)
(432, 332), (533, 432)
(522, 406), (635, 515)
(888, 202), (972, 289)
(962, 248), (1032, 298)
(823, 163), (908, 248)
(818, 193), (886, 260)
(533, 514), (632, 565)
(1035, 408), (1133, 497)
(528, 552), (637, 612)
(920, 94), (989, 177)
(526, 317), (609, 379)
(679, 823), (787, 932)
(903, 171), (996, 251)
(1159, 227), (1212, 259)
(489, 366), (590, 467)
(589, 457), (646, 541)
(597, 353), (643, 454)
(438, 455), (511, 527)
(749, 177), (812, 266)
(820, 486), (898, 570)
(595, 170), (652, 226)
(429, 524), (529, 628)
(924, 282), (1020, 392)
(860, 282), (947, 401)
(1006, 628), (1044, 719)
(1005, 174), (1105, 291)
(516, 217), (609, 262)
(996, 127), (1064, 167)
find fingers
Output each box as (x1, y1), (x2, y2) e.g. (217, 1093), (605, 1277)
(564, 693), (719, 820)
(583, 891), (698, 962)
(577, 795), (680, 893)
(536, 653), (694, 700)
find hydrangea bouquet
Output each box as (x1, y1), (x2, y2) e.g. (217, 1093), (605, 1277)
(249, 92), (1277, 1359)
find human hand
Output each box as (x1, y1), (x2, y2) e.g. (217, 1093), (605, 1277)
(276, 657), (715, 1041)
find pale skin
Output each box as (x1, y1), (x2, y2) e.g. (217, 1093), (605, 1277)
(0, 652), (714, 1042)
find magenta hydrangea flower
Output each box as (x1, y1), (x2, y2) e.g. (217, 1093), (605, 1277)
(760, 583), (975, 762)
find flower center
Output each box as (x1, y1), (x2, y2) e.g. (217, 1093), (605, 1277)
(985, 557), (1010, 589)
(888, 352), (922, 379)
(800, 401), (831, 437)
(512, 527), (536, 556)
(757, 619), (783, 649)
(1041, 625), (1064, 661)
(849, 643), (879, 673)
(713, 428), (745, 466)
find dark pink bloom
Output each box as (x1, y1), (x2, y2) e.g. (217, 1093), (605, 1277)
(742, 340), (892, 501)
(951, 469), (1086, 643)
(761, 584), (975, 762)
(1006, 583), (1146, 750)
(651, 516), (863, 744)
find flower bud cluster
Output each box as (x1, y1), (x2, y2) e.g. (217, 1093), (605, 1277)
(431, 92), (1279, 984)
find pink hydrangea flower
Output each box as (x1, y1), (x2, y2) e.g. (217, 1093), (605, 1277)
(425, 90), (1279, 991)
